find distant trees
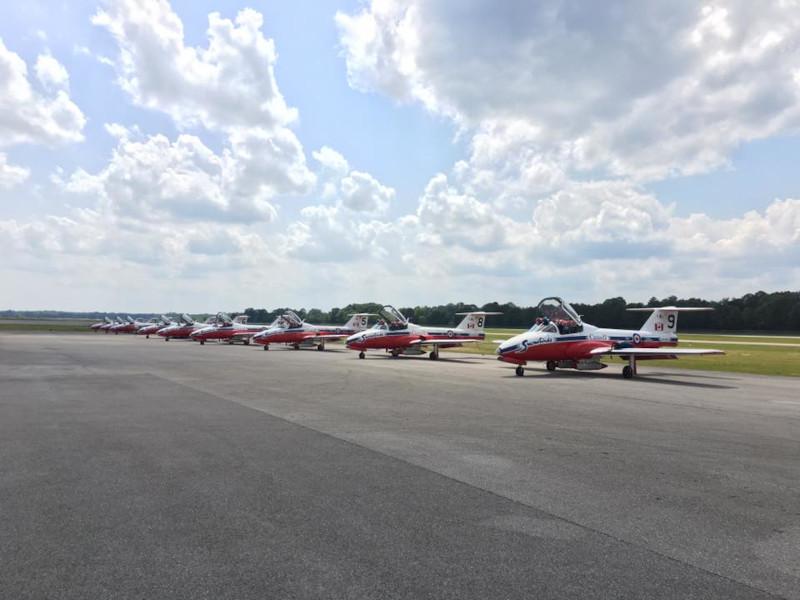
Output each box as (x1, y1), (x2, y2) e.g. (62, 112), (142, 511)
(3, 290), (798, 331)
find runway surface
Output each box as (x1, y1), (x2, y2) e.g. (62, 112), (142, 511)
(1, 333), (798, 599)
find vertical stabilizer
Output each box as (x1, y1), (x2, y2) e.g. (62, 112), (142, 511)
(455, 311), (502, 333)
(627, 306), (714, 334)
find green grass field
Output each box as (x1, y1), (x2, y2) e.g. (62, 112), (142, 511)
(0, 324), (94, 332)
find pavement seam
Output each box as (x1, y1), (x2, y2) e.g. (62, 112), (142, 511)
(157, 373), (789, 600)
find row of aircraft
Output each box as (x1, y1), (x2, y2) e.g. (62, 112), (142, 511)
(90, 297), (724, 379)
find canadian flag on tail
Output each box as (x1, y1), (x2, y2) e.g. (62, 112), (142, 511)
(655, 323), (663, 331)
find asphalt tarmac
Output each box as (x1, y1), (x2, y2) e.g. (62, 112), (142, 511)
(1, 332), (798, 599)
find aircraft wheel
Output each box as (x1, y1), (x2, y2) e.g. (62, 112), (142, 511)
(200, 340), (205, 346)
(165, 338), (169, 342)
(391, 348), (400, 358)
(622, 365), (633, 379)
(146, 334), (149, 339)
(244, 339), (250, 346)
(294, 342), (300, 350)
(317, 343), (325, 351)
(359, 351), (365, 359)
(428, 351), (438, 360)
(263, 344), (269, 351)
(546, 360), (557, 372)
(515, 365), (524, 377)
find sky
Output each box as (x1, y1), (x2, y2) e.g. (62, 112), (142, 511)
(1, 0), (799, 313)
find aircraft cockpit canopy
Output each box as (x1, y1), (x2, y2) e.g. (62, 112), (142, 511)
(181, 313), (195, 324)
(529, 297), (583, 335)
(378, 305), (408, 330)
(282, 310), (304, 328)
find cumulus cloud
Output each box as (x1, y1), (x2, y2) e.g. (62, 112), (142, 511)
(337, 0), (800, 181)
(94, 0), (296, 132)
(0, 39), (85, 146)
(54, 131), (310, 223)
(0, 153), (30, 188)
(35, 55), (70, 91)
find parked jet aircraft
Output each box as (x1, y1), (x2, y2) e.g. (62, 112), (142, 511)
(190, 313), (268, 345)
(90, 317), (112, 331)
(495, 297), (724, 378)
(345, 306), (501, 360)
(101, 317), (123, 333)
(156, 314), (217, 340)
(138, 316), (173, 339)
(253, 310), (373, 351)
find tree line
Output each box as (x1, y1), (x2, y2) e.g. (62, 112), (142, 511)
(241, 290), (800, 332)
(3, 290), (798, 332)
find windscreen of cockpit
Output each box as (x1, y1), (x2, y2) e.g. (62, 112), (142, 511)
(529, 298), (583, 334)
(282, 310), (304, 327)
(378, 305), (408, 330)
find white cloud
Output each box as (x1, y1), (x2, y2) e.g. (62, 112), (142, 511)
(94, 0), (296, 132)
(0, 153), (30, 188)
(337, 1), (800, 181)
(0, 39), (85, 146)
(55, 131), (306, 223)
(35, 55), (69, 91)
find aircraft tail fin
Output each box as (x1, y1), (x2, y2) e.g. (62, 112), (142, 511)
(455, 311), (502, 333)
(627, 306), (713, 334)
(344, 313), (374, 332)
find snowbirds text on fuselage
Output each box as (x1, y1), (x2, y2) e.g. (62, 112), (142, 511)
(345, 305), (501, 360)
(156, 314), (217, 340)
(190, 313), (268, 345)
(495, 297), (724, 378)
(253, 310), (374, 351)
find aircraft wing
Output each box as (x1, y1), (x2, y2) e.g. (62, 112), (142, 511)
(229, 329), (264, 338)
(589, 347), (724, 358)
(408, 338), (482, 346)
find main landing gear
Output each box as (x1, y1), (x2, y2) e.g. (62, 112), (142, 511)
(546, 360), (557, 372)
(317, 341), (325, 351)
(622, 356), (637, 379)
(200, 340), (205, 345)
(359, 351), (366, 359)
(390, 348), (401, 358)
(293, 342), (301, 350)
(515, 365), (524, 376)
(263, 344), (269, 351)
(428, 346), (440, 360)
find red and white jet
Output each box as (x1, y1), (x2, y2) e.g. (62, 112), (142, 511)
(252, 310), (373, 351)
(190, 312), (268, 345)
(137, 316), (173, 339)
(345, 305), (501, 360)
(496, 297), (724, 378)
(156, 314), (217, 341)
(90, 317), (112, 332)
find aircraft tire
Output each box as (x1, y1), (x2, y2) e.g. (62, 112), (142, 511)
(145, 334), (149, 339)
(622, 365), (633, 379)
(428, 352), (438, 360)
(546, 360), (557, 371)
(244, 339), (250, 346)
(165, 337), (169, 341)
(200, 340), (205, 346)
(294, 343), (300, 350)
(515, 365), (524, 377)
(359, 351), (365, 359)
(317, 343), (325, 351)
(263, 344), (269, 351)
(391, 348), (400, 358)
